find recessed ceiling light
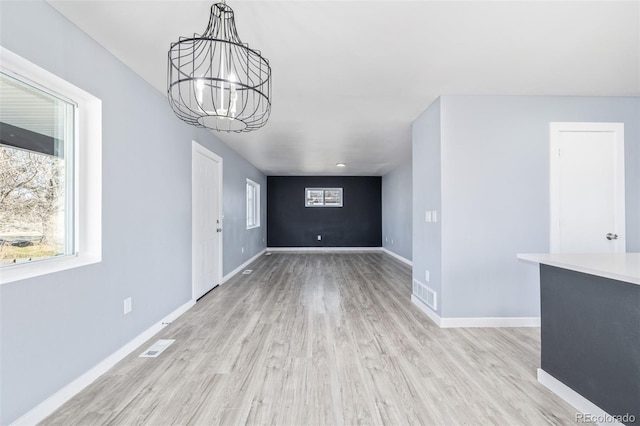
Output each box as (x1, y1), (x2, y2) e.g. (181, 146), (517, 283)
(336, 163), (346, 167)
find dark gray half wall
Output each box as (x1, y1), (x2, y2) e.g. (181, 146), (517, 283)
(0, 1), (265, 423)
(381, 158), (412, 261)
(267, 176), (382, 247)
(541, 265), (640, 424)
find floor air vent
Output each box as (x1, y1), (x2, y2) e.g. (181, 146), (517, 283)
(139, 339), (175, 358)
(242, 270), (253, 275)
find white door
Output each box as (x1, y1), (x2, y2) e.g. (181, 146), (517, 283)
(192, 141), (223, 300)
(550, 122), (625, 253)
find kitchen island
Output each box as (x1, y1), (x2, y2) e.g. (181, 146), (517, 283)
(518, 253), (639, 425)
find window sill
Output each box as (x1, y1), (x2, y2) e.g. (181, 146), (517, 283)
(0, 253), (101, 285)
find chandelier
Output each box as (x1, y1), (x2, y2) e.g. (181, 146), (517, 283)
(167, 1), (271, 132)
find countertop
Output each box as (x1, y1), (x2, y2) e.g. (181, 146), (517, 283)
(517, 253), (640, 285)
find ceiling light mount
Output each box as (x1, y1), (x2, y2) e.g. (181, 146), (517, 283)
(167, 1), (271, 132)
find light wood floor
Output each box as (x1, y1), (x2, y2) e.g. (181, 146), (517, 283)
(43, 252), (578, 425)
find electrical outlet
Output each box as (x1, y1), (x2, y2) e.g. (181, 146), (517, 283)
(241, 247), (244, 253)
(124, 297), (132, 315)
(425, 270), (430, 282)
(385, 236), (388, 243)
(317, 235), (322, 241)
(391, 239), (394, 245)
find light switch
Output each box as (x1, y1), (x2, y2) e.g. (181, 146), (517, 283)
(432, 210), (438, 222)
(425, 210), (432, 222)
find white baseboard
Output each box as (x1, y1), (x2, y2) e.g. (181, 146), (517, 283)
(222, 249), (266, 283)
(380, 247), (412, 266)
(411, 295), (540, 328)
(11, 300), (196, 426)
(411, 294), (442, 326)
(537, 369), (623, 425)
(439, 316), (540, 328)
(265, 247), (411, 268)
(266, 247), (381, 252)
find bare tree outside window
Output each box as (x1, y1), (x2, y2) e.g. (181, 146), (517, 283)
(0, 71), (74, 266)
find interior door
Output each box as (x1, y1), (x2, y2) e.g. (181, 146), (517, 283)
(550, 122), (625, 253)
(192, 141), (222, 300)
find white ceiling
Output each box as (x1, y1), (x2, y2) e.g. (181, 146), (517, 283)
(47, 0), (639, 176)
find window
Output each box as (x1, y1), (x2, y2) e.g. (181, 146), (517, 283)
(305, 188), (343, 207)
(246, 178), (260, 229)
(0, 47), (102, 284)
(0, 71), (75, 266)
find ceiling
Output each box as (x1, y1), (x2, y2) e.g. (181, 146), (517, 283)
(47, 0), (639, 176)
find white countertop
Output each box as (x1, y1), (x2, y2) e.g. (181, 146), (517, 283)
(517, 253), (640, 285)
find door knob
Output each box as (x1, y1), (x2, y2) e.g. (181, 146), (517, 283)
(606, 233), (618, 240)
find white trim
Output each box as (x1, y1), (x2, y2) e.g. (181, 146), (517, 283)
(0, 46), (102, 285)
(381, 248), (413, 266)
(411, 295), (540, 328)
(191, 141), (223, 300)
(11, 300), (195, 426)
(267, 247), (382, 252)
(411, 294), (442, 326)
(439, 316), (540, 328)
(537, 369), (623, 426)
(222, 249), (266, 283)
(549, 122), (625, 254)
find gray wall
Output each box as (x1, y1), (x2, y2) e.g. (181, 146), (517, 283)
(412, 95), (640, 319)
(0, 1), (266, 423)
(411, 98), (442, 313)
(381, 159), (413, 261)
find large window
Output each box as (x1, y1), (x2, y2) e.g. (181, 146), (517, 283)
(0, 71), (75, 266)
(305, 188), (343, 207)
(0, 47), (102, 284)
(246, 178), (260, 229)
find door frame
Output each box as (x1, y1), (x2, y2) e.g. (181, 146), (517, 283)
(192, 140), (223, 300)
(549, 122), (625, 253)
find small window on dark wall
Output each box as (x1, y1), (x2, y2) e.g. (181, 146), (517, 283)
(305, 188), (343, 207)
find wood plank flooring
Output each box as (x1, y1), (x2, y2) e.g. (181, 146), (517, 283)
(43, 252), (579, 425)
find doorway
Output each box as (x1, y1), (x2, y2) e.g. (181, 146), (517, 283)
(549, 122), (625, 253)
(192, 141), (223, 300)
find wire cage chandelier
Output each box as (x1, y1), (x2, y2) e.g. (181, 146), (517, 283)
(167, 1), (271, 132)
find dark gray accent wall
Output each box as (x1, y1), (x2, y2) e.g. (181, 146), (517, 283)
(540, 265), (639, 424)
(267, 176), (381, 247)
(0, 1), (266, 423)
(381, 158), (412, 262)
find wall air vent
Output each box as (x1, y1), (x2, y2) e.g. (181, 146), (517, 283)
(413, 279), (437, 311)
(242, 270), (253, 275)
(425, 286), (437, 311)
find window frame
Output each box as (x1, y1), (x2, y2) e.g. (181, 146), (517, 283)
(0, 46), (102, 284)
(246, 178), (260, 229)
(305, 187), (343, 208)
